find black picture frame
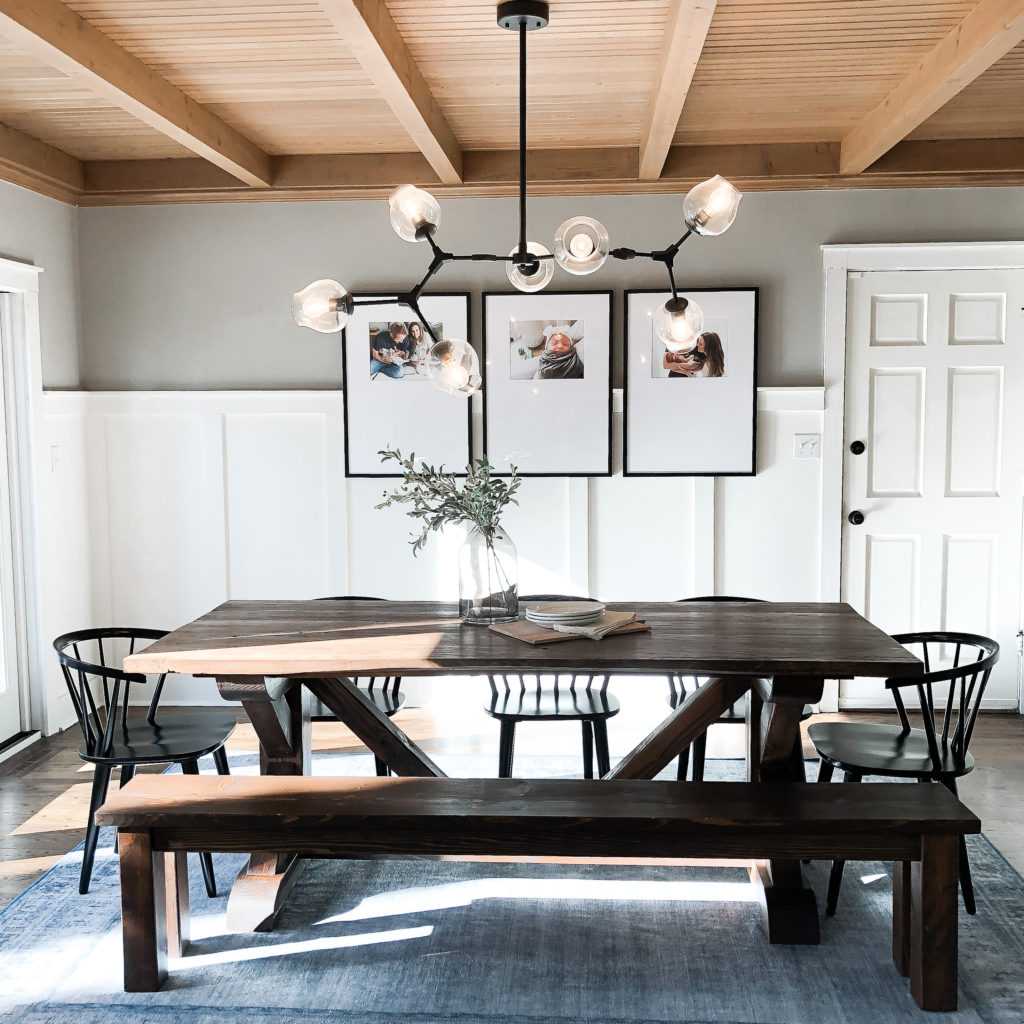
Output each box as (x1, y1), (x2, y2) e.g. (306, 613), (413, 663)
(341, 293), (473, 478)
(623, 287), (759, 477)
(482, 290), (613, 478)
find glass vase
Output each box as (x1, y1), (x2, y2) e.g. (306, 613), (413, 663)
(459, 525), (518, 625)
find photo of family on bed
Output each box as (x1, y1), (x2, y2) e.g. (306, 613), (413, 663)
(509, 319), (585, 380)
(652, 327), (727, 379)
(368, 320), (441, 380)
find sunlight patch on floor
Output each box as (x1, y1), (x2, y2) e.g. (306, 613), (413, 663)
(317, 876), (758, 924)
(10, 783), (92, 834)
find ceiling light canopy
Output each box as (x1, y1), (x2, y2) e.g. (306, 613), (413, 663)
(291, 1), (741, 398)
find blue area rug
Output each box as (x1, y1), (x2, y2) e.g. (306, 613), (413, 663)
(1, 755), (1023, 1023)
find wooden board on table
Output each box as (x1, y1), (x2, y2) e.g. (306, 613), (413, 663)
(489, 616), (650, 646)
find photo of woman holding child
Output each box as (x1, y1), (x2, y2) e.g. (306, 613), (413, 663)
(661, 331), (726, 378)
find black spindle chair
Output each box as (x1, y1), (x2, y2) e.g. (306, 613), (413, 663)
(668, 597), (813, 781)
(808, 631), (999, 916)
(316, 597), (406, 776)
(485, 595), (619, 778)
(55, 627), (237, 894)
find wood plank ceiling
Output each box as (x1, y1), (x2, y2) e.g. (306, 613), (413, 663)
(0, 0), (1022, 205)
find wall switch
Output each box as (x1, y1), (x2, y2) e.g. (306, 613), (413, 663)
(793, 434), (821, 460)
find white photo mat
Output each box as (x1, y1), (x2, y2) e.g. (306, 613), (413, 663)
(483, 291), (612, 476)
(624, 288), (758, 475)
(342, 294), (471, 476)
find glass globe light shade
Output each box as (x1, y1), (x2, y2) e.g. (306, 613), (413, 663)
(653, 296), (704, 353)
(682, 175), (743, 237)
(388, 184), (442, 242)
(425, 337), (481, 399)
(553, 216), (610, 275)
(506, 242), (554, 293)
(291, 279), (353, 334)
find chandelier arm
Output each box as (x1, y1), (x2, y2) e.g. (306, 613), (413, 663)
(352, 296), (402, 306)
(517, 21), (528, 261)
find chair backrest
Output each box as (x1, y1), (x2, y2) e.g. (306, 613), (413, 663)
(315, 595), (401, 697)
(53, 627), (169, 758)
(668, 596), (765, 701)
(491, 594), (606, 695)
(889, 631), (999, 774)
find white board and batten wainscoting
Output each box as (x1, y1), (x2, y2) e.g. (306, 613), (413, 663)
(39, 387), (825, 732)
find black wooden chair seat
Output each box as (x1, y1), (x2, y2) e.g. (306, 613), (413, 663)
(78, 712), (240, 766)
(487, 689), (620, 722)
(55, 626), (234, 896)
(810, 721), (976, 779)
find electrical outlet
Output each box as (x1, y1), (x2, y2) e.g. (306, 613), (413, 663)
(793, 434), (820, 460)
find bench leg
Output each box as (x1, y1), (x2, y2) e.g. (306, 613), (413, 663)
(910, 834), (959, 1011)
(892, 860), (911, 977)
(118, 830), (167, 992)
(165, 851), (191, 958)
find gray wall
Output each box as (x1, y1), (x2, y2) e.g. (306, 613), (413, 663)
(0, 179), (80, 388)
(76, 187), (1024, 390)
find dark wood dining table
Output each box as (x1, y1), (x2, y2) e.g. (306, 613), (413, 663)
(123, 599), (923, 940)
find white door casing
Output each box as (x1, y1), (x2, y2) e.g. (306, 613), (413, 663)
(824, 248), (1024, 710)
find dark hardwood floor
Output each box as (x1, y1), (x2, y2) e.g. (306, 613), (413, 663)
(1, 698), (1021, 910)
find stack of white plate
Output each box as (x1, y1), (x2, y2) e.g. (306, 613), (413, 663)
(524, 601), (606, 627)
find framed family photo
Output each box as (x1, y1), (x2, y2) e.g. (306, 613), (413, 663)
(624, 288), (758, 476)
(483, 291), (612, 476)
(341, 293), (472, 476)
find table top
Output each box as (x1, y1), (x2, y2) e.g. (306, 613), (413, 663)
(123, 600), (923, 680)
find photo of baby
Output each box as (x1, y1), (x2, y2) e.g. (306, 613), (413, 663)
(368, 320), (440, 381)
(651, 325), (727, 379)
(509, 319), (585, 380)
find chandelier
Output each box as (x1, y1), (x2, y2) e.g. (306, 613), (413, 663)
(292, 0), (742, 398)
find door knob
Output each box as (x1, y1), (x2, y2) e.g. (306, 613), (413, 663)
(848, 510), (865, 525)
(849, 440), (865, 455)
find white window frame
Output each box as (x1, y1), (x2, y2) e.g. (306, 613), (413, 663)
(0, 256), (46, 744)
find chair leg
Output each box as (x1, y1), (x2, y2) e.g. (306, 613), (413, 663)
(593, 719), (611, 777)
(181, 758), (218, 898)
(80, 763), (113, 894)
(212, 746), (230, 776)
(498, 721), (516, 778)
(692, 732), (707, 782)
(119, 764), (137, 788)
(817, 759), (835, 783)
(676, 744), (691, 781)
(826, 770), (861, 916)
(940, 778), (976, 915)
(581, 720), (594, 779)
(374, 756), (389, 777)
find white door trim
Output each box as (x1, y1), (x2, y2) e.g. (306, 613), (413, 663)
(0, 256), (45, 736)
(822, 241), (1024, 713)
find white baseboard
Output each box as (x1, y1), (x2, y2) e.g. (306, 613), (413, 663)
(0, 731), (40, 764)
(839, 698), (1018, 712)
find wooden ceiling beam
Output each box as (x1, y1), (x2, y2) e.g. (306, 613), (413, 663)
(639, 0), (717, 181)
(840, 0), (1024, 175)
(318, 0), (462, 185)
(0, 120), (83, 202)
(0, 0), (273, 188)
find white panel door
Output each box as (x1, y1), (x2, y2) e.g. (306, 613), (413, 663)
(842, 270), (1024, 707)
(0, 300), (21, 742)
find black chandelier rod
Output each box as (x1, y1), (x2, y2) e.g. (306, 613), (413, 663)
(518, 21), (528, 260)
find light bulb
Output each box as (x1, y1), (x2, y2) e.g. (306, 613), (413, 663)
(424, 337), (481, 398)
(506, 242), (554, 293)
(653, 296), (704, 353)
(683, 175), (742, 237)
(569, 233), (595, 258)
(291, 279), (353, 333)
(553, 216), (609, 276)
(389, 184), (442, 242)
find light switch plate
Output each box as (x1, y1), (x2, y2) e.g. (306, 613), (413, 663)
(793, 434), (821, 460)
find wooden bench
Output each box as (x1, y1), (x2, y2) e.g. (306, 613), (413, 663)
(97, 775), (980, 1011)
